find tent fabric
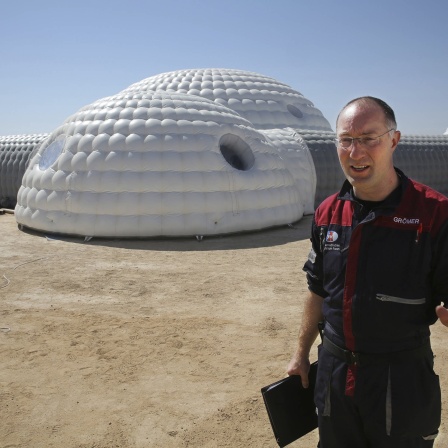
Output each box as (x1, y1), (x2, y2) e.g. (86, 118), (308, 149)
(263, 128), (317, 215)
(393, 135), (448, 197)
(15, 90), (310, 237)
(298, 131), (345, 208)
(121, 68), (332, 132)
(14, 68), (331, 237)
(0, 134), (48, 208)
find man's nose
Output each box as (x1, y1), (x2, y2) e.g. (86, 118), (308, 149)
(349, 140), (366, 159)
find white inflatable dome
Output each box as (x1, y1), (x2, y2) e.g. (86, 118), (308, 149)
(15, 68), (331, 238)
(123, 68), (331, 131)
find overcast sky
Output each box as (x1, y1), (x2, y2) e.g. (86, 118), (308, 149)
(1, 0), (447, 136)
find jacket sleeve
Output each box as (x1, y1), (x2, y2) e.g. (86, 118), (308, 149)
(431, 219), (448, 308)
(302, 216), (327, 298)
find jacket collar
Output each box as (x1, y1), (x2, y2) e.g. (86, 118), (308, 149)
(337, 167), (408, 209)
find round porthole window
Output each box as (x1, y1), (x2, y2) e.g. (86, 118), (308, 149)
(287, 104), (304, 119)
(219, 134), (254, 171)
(39, 135), (66, 170)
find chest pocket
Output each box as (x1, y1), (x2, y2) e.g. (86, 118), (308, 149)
(360, 223), (431, 299)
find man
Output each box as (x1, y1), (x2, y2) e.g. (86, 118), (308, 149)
(287, 96), (448, 448)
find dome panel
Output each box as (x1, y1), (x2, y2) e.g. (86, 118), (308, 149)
(15, 88), (307, 237)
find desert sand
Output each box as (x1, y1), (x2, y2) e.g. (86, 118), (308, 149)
(1, 212), (447, 448)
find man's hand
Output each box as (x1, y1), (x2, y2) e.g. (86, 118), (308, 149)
(287, 354), (311, 389)
(436, 305), (448, 327)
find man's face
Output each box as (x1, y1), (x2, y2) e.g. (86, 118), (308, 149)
(336, 101), (400, 201)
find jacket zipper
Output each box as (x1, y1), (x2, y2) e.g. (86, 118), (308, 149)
(376, 294), (426, 305)
(320, 226), (326, 252)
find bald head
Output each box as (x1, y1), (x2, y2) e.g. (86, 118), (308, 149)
(336, 96), (397, 132)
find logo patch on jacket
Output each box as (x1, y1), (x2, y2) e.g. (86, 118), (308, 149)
(326, 231), (338, 242)
(324, 230), (341, 251)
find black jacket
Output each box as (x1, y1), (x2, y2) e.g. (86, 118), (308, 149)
(304, 168), (448, 354)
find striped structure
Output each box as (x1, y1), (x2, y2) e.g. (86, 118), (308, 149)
(2, 131), (448, 213)
(0, 134), (48, 208)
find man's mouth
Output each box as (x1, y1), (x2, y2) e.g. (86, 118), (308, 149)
(351, 165), (368, 172)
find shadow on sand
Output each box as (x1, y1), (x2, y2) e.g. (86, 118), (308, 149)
(16, 215), (313, 252)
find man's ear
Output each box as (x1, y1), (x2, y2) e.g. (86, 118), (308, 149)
(391, 130), (401, 152)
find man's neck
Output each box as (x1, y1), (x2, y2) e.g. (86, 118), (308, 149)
(353, 171), (400, 202)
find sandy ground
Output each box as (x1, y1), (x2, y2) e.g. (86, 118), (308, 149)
(1, 212), (447, 448)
